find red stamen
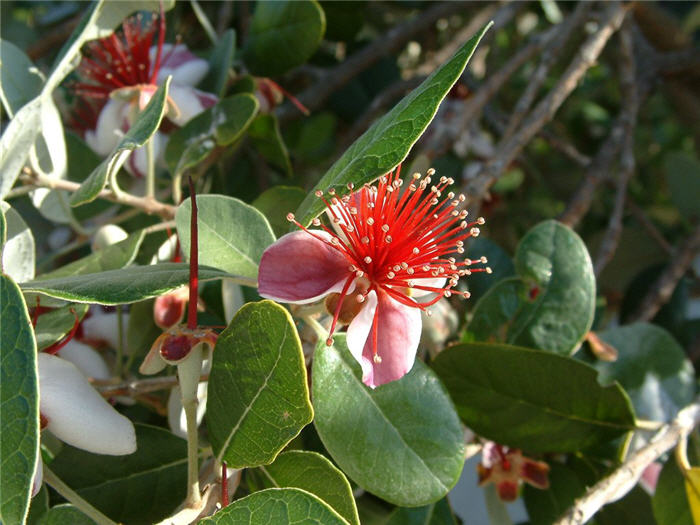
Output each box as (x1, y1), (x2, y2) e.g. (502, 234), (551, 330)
(263, 78), (310, 116)
(187, 177), (198, 330)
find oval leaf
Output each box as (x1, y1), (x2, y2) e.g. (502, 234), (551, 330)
(254, 450), (359, 525)
(653, 457), (693, 525)
(294, 22), (491, 225)
(37, 505), (96, 525)
(207, 300), (313, 468)
(165, 93), (258, 175)
(592, 323), (695, 422)
(469, 220), (596, 355)
(313, 336), (465, 506)
(0, 202), (35, 282)
(0, 275), (39, 525)
(385, 497), (457, 525)
(243, 0), (326, 77)
(70, 77), (171, 206)
(252, 186), (306, 237)
(49, 424), (186, 525)
(34, 303), (89, 351)
(176, 195), (276, 281)
(200, 487), (347, 525)
(248, 114), (292, 177)
(20, 263), (233, 304)
(432, 343), (636, 452)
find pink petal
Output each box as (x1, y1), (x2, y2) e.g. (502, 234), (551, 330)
(347, 290), (421, 388)
(258, 230), (354, 304)
(151, 44), (209, 86)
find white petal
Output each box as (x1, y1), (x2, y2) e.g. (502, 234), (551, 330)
(152, 44), (209, 86)
(125, 131), (165, 178)
(168, 85), (217, 126)
(86, 99), (127, 155)
(57, 340), (110, 380)
(38, 354), (136, 455)
(345, 290), (377, 382)
(80, 307), (129, 351)
(167, 383), (208, 439)
(91, 224), (128, 252)
(32, 454), (43, 497)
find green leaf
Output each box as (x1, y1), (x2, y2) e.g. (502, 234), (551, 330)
(200, 488), (348, 525)
(0, 97), (43, 198)
(70, 78), (172, 206)
(0, 201), (35, 282)
(385, 498), (457, 525)
(313, 336), (464, 506)
(208, 301), (313, 467)
(592, 323), (695, 422)
(126, 300), (161, 357)
(256, 451), (359, 525)
(431, 343), (636, 452)
(176, 195), (275, 281)
(294, 22), (491, 225)
(249, 114), (292, 177)
(468, 220), (596, 355)
(50, 424), (186, 525)
(243, 0), (326, 77)
(653, 456), (693, 525)
(35, 230), (145, 282)
(0, 275), (39, 525)
(26, 485), (49, 525)
(597, 486), (655, 525)
(252, 186), (306, 237)
(35, 303), (90, 351)
(0, 39), (44, 116)
(37, 505), (96, 525)
(202, 29), (236, 97)
(165, 93), (258, 175)
(20, 263), (233, 305)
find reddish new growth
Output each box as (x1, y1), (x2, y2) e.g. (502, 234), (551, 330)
(74, 12), (166, 99)
(287, 166), (490, 348)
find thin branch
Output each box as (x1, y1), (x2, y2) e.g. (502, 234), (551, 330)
(501, 1), (593, 140)
(464, 2), (629, 207)
(93, 374), (209, 397)
(554, 397), (700, 525)
(594, 23), (639, 276)
(19, 170), (176, 220)
(276, 2), (474, 123)
(626, 199), (673, 255)
(632, 225), (700, 322)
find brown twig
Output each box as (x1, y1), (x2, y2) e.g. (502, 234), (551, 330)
(554, 397), (700, 525)
(632, 225), (700, 322)
(276, 2), (474, 123)
(93, 374), (209, 397)
(501, 1), (593, 140)
(594, 23), (639, 276)
(626, 199), (673, 255)
(464, 2), (629, 207)
(19, 169), (176, 220)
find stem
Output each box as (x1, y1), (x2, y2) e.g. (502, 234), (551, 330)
(302, 315), (328, 342)
(115, 305), (124, 377)
(190, 0), (218, 43)
(146, 136), (156, 199)
(43, 466), (119, 525)
(187, 177), (198, 330)
(172, 172), (183, 206)
(183, 396), (202, 507)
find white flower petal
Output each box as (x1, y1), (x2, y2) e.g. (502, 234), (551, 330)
(38, 353), (136, 455)
(86, 99), (127, 155)
(57, 340), (110, 380)
(152, 44), (210, 86)
(168, 85), (217, 126)
(80, 307), (129, 351)
(345, 290), (378, 382)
